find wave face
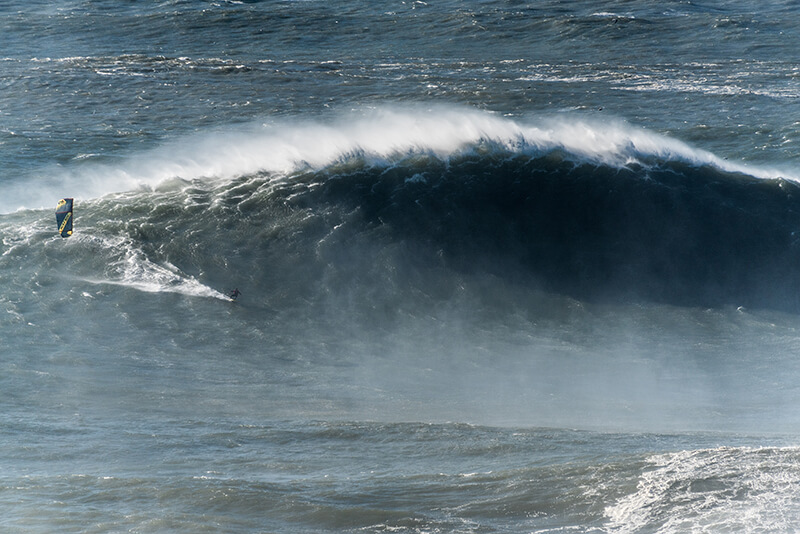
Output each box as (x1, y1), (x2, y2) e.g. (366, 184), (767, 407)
(7, 108), (799, 314)
(266, 143), (800, 313)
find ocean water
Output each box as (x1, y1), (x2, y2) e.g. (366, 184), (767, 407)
(4, 1), (800, 532)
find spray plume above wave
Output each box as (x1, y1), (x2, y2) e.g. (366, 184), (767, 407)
(4, 105), (792, 213)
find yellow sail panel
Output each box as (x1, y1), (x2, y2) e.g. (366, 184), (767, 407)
(55, 198), (73, 237)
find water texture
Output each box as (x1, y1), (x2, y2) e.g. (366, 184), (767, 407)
(4, 1), (800, 532)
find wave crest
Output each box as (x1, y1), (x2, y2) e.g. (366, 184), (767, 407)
(2, 105), (793, 213)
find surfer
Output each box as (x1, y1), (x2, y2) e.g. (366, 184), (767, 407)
(229, 288), (241, 301)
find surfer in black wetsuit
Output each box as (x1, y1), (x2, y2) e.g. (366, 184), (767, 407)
(229, 288), (241, 300)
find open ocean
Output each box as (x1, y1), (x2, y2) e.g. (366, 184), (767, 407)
(5, 1), (800, 532)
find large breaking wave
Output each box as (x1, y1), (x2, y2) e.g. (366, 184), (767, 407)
(4, 106), (800, 313)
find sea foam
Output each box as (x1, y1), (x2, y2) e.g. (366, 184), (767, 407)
(2, 105), (793, 213)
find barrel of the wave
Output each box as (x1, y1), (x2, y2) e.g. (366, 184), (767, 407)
(55, 198), (73, 237)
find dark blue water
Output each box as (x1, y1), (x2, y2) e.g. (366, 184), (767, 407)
(4, 1), (800, 532)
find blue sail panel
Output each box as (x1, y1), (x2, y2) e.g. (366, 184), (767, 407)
(55, 198), (73, 237)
